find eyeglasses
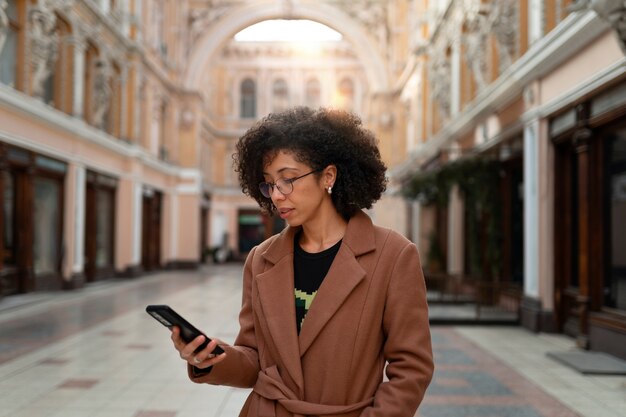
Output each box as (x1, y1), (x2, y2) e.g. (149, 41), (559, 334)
(259, 169), (321, 198)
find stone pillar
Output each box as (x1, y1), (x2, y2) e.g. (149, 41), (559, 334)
(119, 65), (129, 140)
(131, 180), (142, 268)
(450, 39), (461, 117)
(521, 117), (541, 330)
(71, 35), (86, 118)
(64, 163), (85, 288)
(528, 0), (543, 46)
(115, 175), (143, 276)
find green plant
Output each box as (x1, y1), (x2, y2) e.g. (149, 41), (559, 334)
(402, 157), (503, 280)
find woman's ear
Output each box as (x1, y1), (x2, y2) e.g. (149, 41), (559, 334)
(323, 165), (337, 188)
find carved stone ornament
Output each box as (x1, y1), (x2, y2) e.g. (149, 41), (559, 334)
(0, 1), (8, 55)
(28, 5), (59, 98)
(569, 0), (626, 55)
(188, 0), (234, 45)
(489, 0), (519, 72)
(330, 0), (390, 58)
(91, 57), (113, 128)
(428, 40), (451, 119)
(462, 0), (490, 91)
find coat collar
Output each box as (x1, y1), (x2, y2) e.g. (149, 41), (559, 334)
(261, 210), (376, 264)
(255, 211), (376, 393)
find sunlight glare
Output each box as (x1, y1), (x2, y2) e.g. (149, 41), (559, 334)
(234, 20), (342, 42)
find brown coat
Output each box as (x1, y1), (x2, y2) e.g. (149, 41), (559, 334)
(189, 211), (434, 417)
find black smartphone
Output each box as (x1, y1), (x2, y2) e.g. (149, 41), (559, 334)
(146, 304), (224, 354)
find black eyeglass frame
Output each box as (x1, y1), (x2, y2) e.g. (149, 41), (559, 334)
(258, 169), (322, 198)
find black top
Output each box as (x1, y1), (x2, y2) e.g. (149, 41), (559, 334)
(293, 232), (342, 334)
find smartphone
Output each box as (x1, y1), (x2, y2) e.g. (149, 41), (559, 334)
(146, 304), (224, 354)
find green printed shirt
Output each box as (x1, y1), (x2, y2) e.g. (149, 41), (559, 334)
(293, 233), (342, 333)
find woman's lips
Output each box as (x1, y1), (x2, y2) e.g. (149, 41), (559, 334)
(278, 208), (293, 218)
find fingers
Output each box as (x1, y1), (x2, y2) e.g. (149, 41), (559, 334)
(172, 331), (226, 369)
(189, 338), (226, 368)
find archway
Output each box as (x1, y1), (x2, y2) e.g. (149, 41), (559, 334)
(184, 1), (389, 94)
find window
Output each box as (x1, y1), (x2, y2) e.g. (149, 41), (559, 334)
(305, 78), (321, 109)
(2, 170), (15, 267)
(240, 78), (256, 118)
(606, 128), (626, 311)
(33, 176), (62, 276)
(0, 0), (23, 89)
(337, 78), (354, 111)
(272, 78), (289, 112)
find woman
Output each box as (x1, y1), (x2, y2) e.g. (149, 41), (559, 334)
(171, 107), (433, 417)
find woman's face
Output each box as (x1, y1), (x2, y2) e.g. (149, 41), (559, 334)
(262, 150), (328, 227)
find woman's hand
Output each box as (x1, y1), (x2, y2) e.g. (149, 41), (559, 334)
(170, 326), (226, 369)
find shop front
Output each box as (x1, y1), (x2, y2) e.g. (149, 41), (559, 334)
(551, 81), (626, 359)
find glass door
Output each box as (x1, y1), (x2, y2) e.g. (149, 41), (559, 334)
(1, 170), (19, 295)
(33, 176), (62, 285)
(606, 128), (626, 311)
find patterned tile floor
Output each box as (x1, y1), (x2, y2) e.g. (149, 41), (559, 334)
(0, 265), (624, 417)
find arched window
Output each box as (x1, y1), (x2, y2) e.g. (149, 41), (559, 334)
(272, 78), (289, 112)
(305, 78), (321, 109)
(240, 78), (256, 118)
(337, 77), (354, 111)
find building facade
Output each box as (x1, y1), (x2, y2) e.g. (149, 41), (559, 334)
(1, 0), (624, 360)
(393, 0), (626, 359)
(0, 0), (209, 293)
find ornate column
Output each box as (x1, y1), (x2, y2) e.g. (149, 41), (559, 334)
(119, 64), (129, 140)
(134, 73), (145, 144)
(528, 0), (543, 46)
(450, 38), (461, 116)
(70, 33), (87, 118)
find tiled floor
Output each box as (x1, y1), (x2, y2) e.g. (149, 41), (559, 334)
(0, 265), (624, 417)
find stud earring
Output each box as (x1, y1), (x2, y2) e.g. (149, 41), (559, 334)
(327, 186), (332, 194)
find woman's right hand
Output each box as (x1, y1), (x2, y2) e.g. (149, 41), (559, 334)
(170, 326), (226, 369)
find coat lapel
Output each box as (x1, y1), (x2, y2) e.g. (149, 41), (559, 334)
(256, 227), (304, 393)
(298, 211), (376, 356)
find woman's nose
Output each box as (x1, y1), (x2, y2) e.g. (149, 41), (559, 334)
(270, 184), (285, 200)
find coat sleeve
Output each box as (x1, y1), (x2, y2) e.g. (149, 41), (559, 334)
(362, 242), (434, 417)
(188, 246), (261, 388)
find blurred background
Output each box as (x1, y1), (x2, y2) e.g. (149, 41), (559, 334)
(0, 0), (625, 364)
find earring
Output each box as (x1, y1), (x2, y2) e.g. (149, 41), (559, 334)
(327, 186), (332, 195)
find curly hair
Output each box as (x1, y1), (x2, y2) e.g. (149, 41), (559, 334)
(233, 107), (388, 219)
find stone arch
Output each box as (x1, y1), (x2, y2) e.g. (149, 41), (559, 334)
(184, 2), (389, 94)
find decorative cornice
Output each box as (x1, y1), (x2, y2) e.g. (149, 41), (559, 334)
(569, 0), (626, 55)
(0, 83), (181, 178)
(391, 11), (609, 179)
